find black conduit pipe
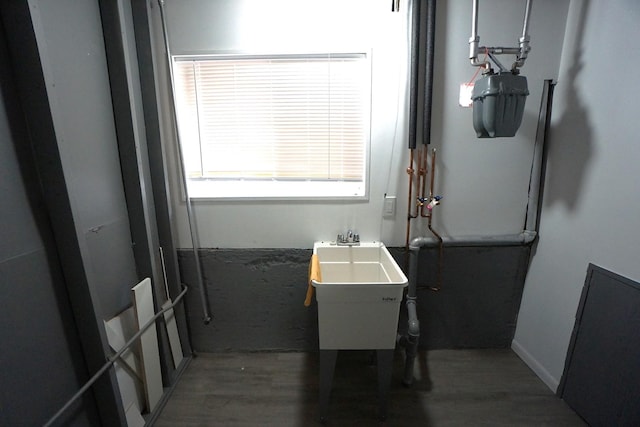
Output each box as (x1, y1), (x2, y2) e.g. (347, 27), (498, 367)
(422, 0), (436, 146)
(408, 0), (422, 149)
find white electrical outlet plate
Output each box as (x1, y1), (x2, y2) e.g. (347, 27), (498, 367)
(383, 196), (396, 217)
(459, 82), (474, 107)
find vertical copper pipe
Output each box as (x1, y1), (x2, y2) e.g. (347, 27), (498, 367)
(419, 145), (429, 217)
(415, 145), (424, 215)
(419, 145), (428, 213)
(429, 148), (437, 200)
(405, 149), (416, 250)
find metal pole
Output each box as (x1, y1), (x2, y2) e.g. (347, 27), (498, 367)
(471, 0), (479, 40)
(44, 286), (189, 427)
(521, 0), (532, 39)
(469, 0), (483, 65)
(157, 0), (211, 324)
(524, 80), (554, 233)
(514, 0), (533, 70)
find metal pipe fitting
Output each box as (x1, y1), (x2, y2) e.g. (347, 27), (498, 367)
(521, 0), (532, 39)
(471, 0), (534, 71)
(469, 0), (487, 66)
(513, 0), (533, 70)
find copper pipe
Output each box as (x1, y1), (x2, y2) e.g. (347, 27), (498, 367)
(429, 148), (437, 200)
(414, 146), (424, 217)
(419, 145), (428, 215)
(419, 145), (430, 217)
(405, 149), (416, 251)
(407, 146), (428, 242)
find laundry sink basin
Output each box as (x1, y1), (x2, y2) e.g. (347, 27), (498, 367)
(311, 241), (408, 349)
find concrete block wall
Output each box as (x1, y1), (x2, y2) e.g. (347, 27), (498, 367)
(179, 245), (530, 352)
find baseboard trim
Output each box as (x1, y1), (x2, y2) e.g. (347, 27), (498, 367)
(511, 339), (559, 393)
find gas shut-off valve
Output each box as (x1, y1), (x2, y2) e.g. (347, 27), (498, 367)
(418, 195), (443, 210)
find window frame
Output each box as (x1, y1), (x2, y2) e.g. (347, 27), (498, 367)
(170, 50), (373, 201)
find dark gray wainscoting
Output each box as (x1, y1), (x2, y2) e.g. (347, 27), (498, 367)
(178, 245), (530, 352)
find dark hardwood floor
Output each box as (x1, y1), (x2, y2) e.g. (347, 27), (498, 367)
(156, 349), (585, 426)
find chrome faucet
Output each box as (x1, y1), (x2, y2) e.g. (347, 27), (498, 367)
(337, 229), (360, 246)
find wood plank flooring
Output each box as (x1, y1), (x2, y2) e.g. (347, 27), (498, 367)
(156, 349), (585, 426)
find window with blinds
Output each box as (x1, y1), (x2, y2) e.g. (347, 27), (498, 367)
(171, 53), (370, 199)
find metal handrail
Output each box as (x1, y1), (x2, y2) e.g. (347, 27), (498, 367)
(43, 286), (188, 427)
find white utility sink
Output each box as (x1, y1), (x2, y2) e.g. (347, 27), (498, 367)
(311, 241), (408, 349)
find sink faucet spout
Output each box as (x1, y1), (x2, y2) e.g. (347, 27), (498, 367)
(337, 229), (360, 246)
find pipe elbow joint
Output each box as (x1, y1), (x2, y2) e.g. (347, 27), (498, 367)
(406, 298), (420, 336)
(409, 236), (431, 250)
(407, 318), (420, 337)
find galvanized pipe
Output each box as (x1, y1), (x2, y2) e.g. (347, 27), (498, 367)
(513, 0), (533, 70)
(44, 286), (189, 427)
(484, 47), (521, 56)
(157, 0), (211, 324)
(521, 0), (533, 39)
(470, 0), (534, 70)
(471, 0), (479, 40)
(469, 0), (485, 66)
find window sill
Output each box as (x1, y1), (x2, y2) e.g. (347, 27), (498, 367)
(186, 179), (367, 201)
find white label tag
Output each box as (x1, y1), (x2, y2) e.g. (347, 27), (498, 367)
(459, 82), (474, 107)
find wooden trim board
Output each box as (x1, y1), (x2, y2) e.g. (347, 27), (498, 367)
(103, 316), (144, 413)
(132, 278), (163, 413)
(162, 300), (184, 368)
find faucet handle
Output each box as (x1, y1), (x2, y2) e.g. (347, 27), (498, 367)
(336, 229), (360, 245)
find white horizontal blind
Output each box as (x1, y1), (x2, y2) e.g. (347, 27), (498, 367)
(172, 54), (368, 193)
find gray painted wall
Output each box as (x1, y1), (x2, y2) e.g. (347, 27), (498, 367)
(513, 0), (640, 392)
(0, 25), (94, 426)
(28, 0), (139, 320)
(179, 245), (530, 351)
